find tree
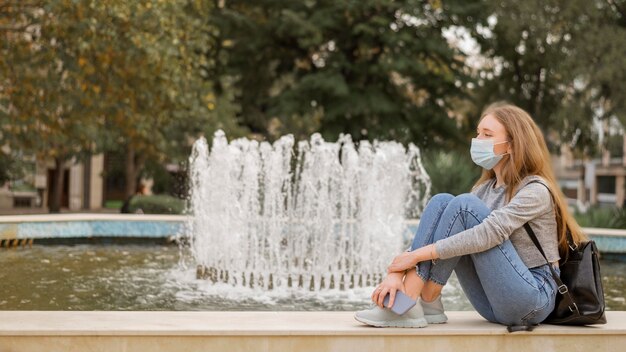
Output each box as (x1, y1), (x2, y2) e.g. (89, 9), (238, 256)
(1, 0), (100, 212)
(206, 0), (487, 147)
(470, 0), (626, 155)
(1, 1), (242, 210)
(564, 0), (626, 156)
(0, 2), (32, 188)
(0, 150), (25, 186)
(63, 0), (229, 198)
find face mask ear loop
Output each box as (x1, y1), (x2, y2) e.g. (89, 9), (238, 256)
(495, 140), (511, 157)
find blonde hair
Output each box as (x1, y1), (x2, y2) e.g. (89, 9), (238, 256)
(472, 102), (587, 258)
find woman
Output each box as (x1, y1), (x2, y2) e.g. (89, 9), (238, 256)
(354, 103), (586, 328)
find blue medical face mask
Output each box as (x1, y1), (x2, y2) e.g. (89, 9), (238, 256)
(470, 138), (510, 170)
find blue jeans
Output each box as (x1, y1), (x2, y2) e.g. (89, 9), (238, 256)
(410, 193), (559, 326)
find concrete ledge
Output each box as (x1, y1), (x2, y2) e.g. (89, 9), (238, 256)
(3, 214), (626, 254)
(0, 214), (186, 242)
(0, 214), (189, 223)
(1, 311), (624, 352)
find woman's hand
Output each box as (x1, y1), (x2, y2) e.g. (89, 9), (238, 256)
(387, 250), (419, 273)
(387, 245), (437, 273)
(371, 272), (405, 308)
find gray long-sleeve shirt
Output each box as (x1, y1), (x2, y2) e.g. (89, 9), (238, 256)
(434, 175), (560, 268)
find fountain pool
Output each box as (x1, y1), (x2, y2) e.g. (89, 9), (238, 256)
(2, 131), (624, 312)
(1, 243), (625, 311)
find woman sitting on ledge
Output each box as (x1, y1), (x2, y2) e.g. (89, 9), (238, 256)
(355, 103), (586, 328)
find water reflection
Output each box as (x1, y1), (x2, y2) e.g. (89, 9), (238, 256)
(0, 244), (624, 311)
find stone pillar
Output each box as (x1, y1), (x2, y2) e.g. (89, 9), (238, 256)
(602, 149), (610, 167)
(585, 161), (598, 206)
(616, 175), (625, 208)
(623, 134), (626, 166)
(68, 162), (84, 210)
(590, 178), (598, 205)
(560, 144), (574, 168)
(0, 183), (11, 208)
(89, 154), (104, 209)
(34, 160), (48, 208)
(577, 167), (587, 205)
(602, 118), (610, 167)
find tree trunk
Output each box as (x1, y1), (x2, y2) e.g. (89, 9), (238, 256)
(49, 157), (65, 213)
(124, 144), (146, 198)
(125, 144), (137, 198)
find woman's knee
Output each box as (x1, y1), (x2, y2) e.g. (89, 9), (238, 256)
(447, 193), (486, 210)
(441, 193), (491, 223)
(453, 193), (481, 203)
(429, 193), (454, 206)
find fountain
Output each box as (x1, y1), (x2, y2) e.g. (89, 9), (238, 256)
(185, 130), (431, 291)
(2, 131), (626, 311)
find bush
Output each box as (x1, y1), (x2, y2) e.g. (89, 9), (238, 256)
(143, 160), (188, 198)
(574, 206), (626, 229)
(128, 194), (186, 214)
(422, 149), (481, 196)
(104, 200), (123, 209)
(10, 181), (36, 192)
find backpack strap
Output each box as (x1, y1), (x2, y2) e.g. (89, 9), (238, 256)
(523, 180), (577, 250)
(507, 324), (537, 332)
(523, 221), (580, 316)
(508, 179), (581, 332)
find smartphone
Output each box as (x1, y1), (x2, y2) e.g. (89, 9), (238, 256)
(383, 291), (417, 315)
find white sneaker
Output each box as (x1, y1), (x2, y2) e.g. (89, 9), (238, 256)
(354, 303), (428, 328)
(420, 296), (448, 324)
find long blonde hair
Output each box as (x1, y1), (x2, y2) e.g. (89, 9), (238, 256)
(472, 103), (587, 258)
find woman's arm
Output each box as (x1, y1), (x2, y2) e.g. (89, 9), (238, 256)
(435, 182), (553, 260)
(387, 244), (438, 273)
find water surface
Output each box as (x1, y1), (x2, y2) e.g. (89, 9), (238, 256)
(1, 244), (623, 311)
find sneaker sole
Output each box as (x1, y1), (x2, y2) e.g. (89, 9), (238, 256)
(354, 315), (428, 328)
(424, 313), (448, 324)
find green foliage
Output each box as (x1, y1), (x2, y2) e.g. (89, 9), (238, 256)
(470, 0), (626, 154)
(2, 0), (625, 208)
(0, 151), (25, 185)
(574, 206), (626, 229)
(208, 0), (487, 146)
(142, 159), (187, 198)
(8, 181), (35, 192)
(104, 200), (124, 209)
(0, 1), (101, 164)
(54, 0), (229, 163)
(0, 0), (243, 206)
(606, 134), (624, 157)
(422, 148), (481, 196)
(129, 194), (185, 215)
